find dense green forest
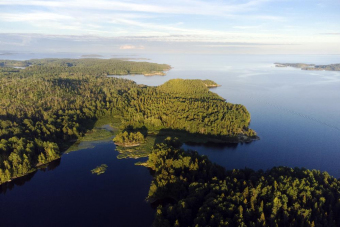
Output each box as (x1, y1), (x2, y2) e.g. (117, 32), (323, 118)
(0, 58), (171, 75)
(147, 139), (340, 227)
(0, 58), (255, 184)
(2, 58), (339, 227)
(113, 131), (145, 146)
(120, 79), (257, 138)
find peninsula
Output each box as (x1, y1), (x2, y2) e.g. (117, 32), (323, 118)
(146, 139), (340, 227)
(0, 58), (256, 185)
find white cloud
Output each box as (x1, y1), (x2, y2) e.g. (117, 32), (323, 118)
(0, 0), (287, 38)
(0, 12), (72, 22)
(0, 0), (339, 54)
(0, 0), (274, 16)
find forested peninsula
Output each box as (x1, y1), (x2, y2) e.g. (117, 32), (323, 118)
(147, 138), (340, 227)
(0, 58), (171, 76)
(275, 63), (340, 71)
(0, 58), (256, 184)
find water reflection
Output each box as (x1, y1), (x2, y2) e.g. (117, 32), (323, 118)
(184, 141), (239, 150)
(0, 159), (61, 194)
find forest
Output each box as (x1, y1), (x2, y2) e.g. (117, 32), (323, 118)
(147, 138), (340, 227)
(0, 58), (255, 184)
(0, 58), (171, 75)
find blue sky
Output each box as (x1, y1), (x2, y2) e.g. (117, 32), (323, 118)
(0, 0), (340, 54)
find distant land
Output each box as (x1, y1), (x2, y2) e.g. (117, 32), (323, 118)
(81, 54), (103, 58)
(0, 58), (170, 76)
(117, 57), (151, 61)
(0, 52), (15, 56)
(275, 63), (340, 71)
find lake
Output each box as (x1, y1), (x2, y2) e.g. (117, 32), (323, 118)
(1, 54), (340, 226)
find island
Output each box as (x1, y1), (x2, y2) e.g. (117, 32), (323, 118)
(113, 131), (145, 147)
(81, 54), (103, 58)
(91, 164), (108, 175)
(275, 63), (340, 71)
(0, 52), (15, 56)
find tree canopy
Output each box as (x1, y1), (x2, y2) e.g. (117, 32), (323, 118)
(147, 140), (340, 227)
(0, 58), (256, 184)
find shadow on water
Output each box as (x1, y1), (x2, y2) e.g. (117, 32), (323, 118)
(2, 124), (253, 196)
(37, 158), (61, 172)
(0, 159), (61, 194)
(0, 116), (112, 194)
(147, 128), (249, 210)
(152, 128), (252, 147)
(184, 141), (239, 150)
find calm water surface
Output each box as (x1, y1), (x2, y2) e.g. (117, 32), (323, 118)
(0, 54), (340, 226)
(115, 54), (340, 176)
(0, 140), (154, 227)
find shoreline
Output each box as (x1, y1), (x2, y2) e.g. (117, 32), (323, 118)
(1, 157), (61, 185)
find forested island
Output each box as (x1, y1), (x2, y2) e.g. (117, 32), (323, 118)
(0, 58), (256, 184)
(91, 164), (108, 175)
(81, 54), (103, 58)
(275, 63), (340, 71)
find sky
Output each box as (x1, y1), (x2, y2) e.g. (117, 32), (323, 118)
(0, 0), (340, 54)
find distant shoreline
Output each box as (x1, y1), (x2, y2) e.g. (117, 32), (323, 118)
(275, 62), (340, 71)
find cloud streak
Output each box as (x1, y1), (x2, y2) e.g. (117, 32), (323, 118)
(0, 13), (72, 22)
(0, 0), (273, 16)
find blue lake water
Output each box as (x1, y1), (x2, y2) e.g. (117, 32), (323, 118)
(116, 54), (340, 176)
(0, 54), (340, 226)
(0, 140), (154, 227)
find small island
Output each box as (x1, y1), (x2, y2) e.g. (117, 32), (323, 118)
(113, 131), (145, 147)
(275, 63), (340, 71)
(91, 164), (108, 175)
